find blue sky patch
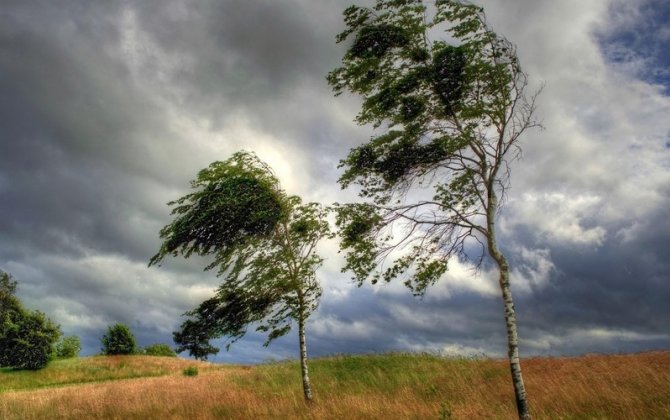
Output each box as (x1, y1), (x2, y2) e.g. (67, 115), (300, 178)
(598, 0), (670, 93)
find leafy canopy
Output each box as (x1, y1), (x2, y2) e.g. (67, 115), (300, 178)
(149, 151), (285, 268)
(328, 0), (539, 294)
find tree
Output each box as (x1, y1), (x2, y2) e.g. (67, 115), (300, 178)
(0, 271), (19, 319)
(0, 271), (61, 370)
(142, 343), (177, 357)
(150, 151), (332, 402)
(101, 323), (137, 355)
(328, 1), (540, 418)
(55, 335), (82, 359)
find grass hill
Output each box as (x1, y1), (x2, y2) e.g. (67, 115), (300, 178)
(1, 351), (669, 419)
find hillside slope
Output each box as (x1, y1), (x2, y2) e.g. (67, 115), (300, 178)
(1, 352), (669, 419)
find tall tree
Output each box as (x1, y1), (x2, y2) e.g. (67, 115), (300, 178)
(328, 1), (540, 418)
(150, 151), (331, 402)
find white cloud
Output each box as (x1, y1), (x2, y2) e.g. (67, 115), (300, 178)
(510, 247), (556, 293)
(504, 192), (607, 245)
(482, 0), (670, 248)
(424, 259), (498, 299)
(310, 316), (383, 341)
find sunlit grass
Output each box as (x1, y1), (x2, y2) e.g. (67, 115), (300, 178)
(0, 355), (220, 392)
(1, 352), (669, 419)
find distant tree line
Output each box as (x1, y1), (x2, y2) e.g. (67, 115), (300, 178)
(0, 270), (176, 371)
(100, 323), (176, 357)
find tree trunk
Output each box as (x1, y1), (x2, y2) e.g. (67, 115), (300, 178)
(492, 248), (531, 419)
(298, 313), (313, 402)
(487, 195), (531, 419)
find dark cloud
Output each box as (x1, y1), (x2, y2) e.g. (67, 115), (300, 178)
(1, 0), (669, 363)
(508, 193), (670, 354)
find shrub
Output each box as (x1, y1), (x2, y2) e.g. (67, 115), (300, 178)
(0, 271), (61, 370)
(101, 323), (137, 355)
(183, 366), (199, 376)
(142, 343), (177, 357)
(1, 310), (61, 370)
(55, 335), (81, 359)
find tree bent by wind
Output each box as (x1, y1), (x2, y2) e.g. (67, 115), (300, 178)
(328, 1), (540, 418)
(149, 151), (332, 402)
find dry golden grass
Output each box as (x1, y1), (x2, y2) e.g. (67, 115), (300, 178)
(1, 352), (669, 419)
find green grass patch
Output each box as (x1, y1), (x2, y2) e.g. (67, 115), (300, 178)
(230, 352), (486, 401)
(0, 355), (218, 392)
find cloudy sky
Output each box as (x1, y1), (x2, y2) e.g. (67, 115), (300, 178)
(1, 0), (669, 363)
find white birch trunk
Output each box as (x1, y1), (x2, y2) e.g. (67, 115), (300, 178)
(296, 289), (313, 402)
(298, 314), (313, 402)
(487, 192), (531, 420)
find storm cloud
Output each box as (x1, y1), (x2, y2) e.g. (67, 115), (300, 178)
(1, 0), (669, 363)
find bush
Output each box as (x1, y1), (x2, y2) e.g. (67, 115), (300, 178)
(183, 366), (199, 376)
(101, 323), (137, 355)
(0, 310), (61, 370)
(0, 271), (61, 370)
(142, 343), (177, 357)
(55, 335), (81, 359)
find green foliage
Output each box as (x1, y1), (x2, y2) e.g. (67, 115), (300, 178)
(101, 323), (137, 355)
(151, 151), (332, 361)
(183, 366), (199, 377)
(172, 316), (220, 361)
(349, 24), (411, 59)
(0, 271), (17, 298)
(0, 271), (20, 323)
(334, 203), (383, 284)
(0, 271), (61, 370)
(55, 335), (81, 359)
(0, 310), (61, 370)
(142, 343), (177, 357)
(328, 0), (539, 294)
(149, 151), (286, 267)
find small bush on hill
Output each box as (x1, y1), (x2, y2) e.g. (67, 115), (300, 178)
(142, 343), (177, 357)
(183, 366), (198, 376)
(101, 323), (136, 355)
(55, 335), (81, 358)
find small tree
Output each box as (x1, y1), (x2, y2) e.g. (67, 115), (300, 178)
(0, 271), (17, 304)
(55, 335), (82, 359)
(328, 1), (540, 418)
(101, 323), (137, 355)
(142, 343), (177, 357)
(150, 151), (332, 402)
(0, 271), (61, 370)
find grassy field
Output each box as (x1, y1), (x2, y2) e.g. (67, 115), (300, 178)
(1, 352), (669, 419)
